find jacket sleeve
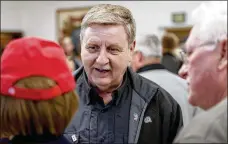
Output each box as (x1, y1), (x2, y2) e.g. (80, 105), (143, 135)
(63, 112), (79, 143)
(168, 100), (183, 143)
(157, 88), (183, 144)
(174, 136), (210, 143)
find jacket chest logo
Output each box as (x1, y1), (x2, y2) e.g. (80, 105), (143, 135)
(133, 113), (139, 121)
(71, 134), (78, 142)
(144, 116), (152, 123)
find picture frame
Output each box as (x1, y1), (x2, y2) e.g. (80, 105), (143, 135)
(0, 31), (23, 55)
(171, 12), (186, 24)
(56, 6), (92, 43)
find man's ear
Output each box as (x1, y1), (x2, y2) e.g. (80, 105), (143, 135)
(128, 41), (136, 62)
(130, 40), (136, 52)
(218, 39), (227, 70)
(138, 51), (144, 62)
(133, 51), (143, 62)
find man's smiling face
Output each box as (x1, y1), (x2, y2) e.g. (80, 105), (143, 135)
(81, 24), (134, 92)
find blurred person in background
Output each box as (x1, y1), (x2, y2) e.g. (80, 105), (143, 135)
(131, 34), (201, 126)
(62, 36), (82, 71)
(175, 1), (227, 143)
(0, 37), (79, 144)
(0, 46), (4, 56)
(161, 32), (183, 74)
(64, 4), (183, 144)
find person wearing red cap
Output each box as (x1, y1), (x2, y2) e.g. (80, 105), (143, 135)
(0, 37), (79, 144)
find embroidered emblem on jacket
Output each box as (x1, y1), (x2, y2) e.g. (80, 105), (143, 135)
(144, 116), (152, 123)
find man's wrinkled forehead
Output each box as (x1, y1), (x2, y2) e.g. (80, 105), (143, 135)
(185, 25), (208, 52)
(83, 25), (128, 44)
(185, 35), (201, 52)
(85, 36), (102, 44)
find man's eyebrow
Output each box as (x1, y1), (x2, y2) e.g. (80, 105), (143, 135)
(108, 44), (123, 50)
(85, 38), (101, 44)
(86, 40), (99, 44)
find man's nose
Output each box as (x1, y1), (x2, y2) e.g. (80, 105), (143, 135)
(178, 64), (188, 79)
(96, 50), (109, 65)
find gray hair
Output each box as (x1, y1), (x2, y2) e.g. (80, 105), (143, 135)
(187, 1), (227, 46)
(135, 34), (162, 57)
(80, 4), (136, 45)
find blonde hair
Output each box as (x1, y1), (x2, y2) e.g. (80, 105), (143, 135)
(0, 76), (79, 137)
(80, 4), (136, 45)
(162, 32), (179, 51)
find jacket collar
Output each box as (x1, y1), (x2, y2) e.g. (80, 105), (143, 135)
(137, 63), (166, 73)
(74, 66), (159, 104)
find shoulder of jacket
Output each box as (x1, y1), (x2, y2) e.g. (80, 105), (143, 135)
(130, 69), (176, 110)
(129, 69), (160, 101)
(178, 102), (227, 141)
(73, 66), (84, 80)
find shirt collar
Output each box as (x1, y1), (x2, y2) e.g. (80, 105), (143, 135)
(114, 71), (129, 106)
(137, 63), (166, 73)
(82, 70), (92, 105)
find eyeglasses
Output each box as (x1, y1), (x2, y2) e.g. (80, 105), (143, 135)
(180, 41), (218, 64)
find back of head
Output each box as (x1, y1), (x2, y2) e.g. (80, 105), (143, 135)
(135, 34), (162, 57)
(187, 1), (227, 45)
(0, 37), (79, 137)
(80, 4), (136, 45)
(162, 32), (179, 51)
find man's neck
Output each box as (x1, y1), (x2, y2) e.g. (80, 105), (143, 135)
(95, 74), (125, 104)
(163, 48), (174, 54)
(98, 92), (113, 104)
(224, 89), (227, 98)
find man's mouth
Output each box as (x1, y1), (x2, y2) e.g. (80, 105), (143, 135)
(95, 68), (110, 73)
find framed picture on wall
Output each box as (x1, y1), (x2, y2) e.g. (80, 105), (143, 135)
(171, 12), (186, 24)
(0, 31), (23, 55)
(56, 6), (91, 45)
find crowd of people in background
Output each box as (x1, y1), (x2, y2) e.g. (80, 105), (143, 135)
(0, 1), (227, 144)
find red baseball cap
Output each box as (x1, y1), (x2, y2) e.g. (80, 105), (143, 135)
(0, 37), (76, 100)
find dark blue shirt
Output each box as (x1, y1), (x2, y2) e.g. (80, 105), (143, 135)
(9, 134), (70, 144)
(65, 71), (132, 143)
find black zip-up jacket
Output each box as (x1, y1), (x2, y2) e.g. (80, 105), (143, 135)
(64, 67), (183, 144)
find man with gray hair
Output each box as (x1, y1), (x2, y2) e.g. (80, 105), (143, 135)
(174, 1), (227, 143)
(64, 4), (183, 144)
(131, 34), (201, 126)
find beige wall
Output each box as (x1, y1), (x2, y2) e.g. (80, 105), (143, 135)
(1, 1), (204, 41)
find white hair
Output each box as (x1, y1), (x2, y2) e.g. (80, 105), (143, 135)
(187, 1), (227, 46)
(135, 34), (162, 57)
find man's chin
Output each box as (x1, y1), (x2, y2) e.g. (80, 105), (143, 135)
(92, 79), (111, 91)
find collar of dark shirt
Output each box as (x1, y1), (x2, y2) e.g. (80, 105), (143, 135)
(82, 69), (129, 106)
(137, 63), (166, 73)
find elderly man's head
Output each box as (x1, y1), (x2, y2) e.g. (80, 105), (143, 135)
(179, 1), (227, 110)
(131, 34), (162, 72)
(80, 4), (136, 92)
